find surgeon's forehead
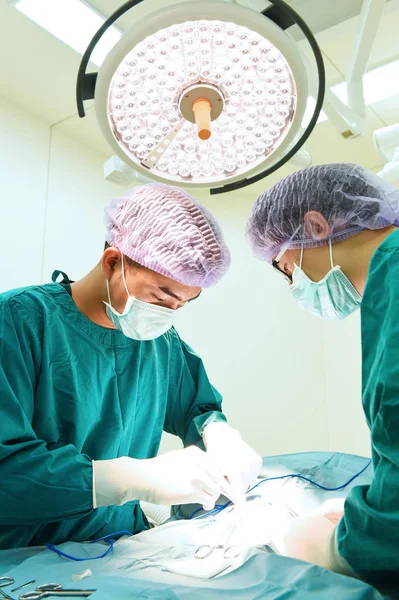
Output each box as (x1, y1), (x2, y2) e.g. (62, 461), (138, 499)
(134, 267), (202, 301)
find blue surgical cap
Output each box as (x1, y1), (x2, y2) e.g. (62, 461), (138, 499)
(247, 163), (399, 263)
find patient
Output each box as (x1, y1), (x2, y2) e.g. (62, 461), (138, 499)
(117, 484), (348, 581)
(282, 499), (349, 574)
(117, 495), (295, 580)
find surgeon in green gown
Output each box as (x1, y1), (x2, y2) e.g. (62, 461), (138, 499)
(0, 183), (261, 549)
(246, 163), (399, 584)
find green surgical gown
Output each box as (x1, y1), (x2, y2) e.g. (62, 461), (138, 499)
(0, 279), (226, 549)
(337, 229), (399, 584)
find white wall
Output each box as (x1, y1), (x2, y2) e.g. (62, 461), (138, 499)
(42, 128), (121, 282)
(0, 97), (49, 290)
(0, 96), (370, 460)
(0, 97), (121, 291)
(160, 188), (330, 456)
(321, 316), (370, 456)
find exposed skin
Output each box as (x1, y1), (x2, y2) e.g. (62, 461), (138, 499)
(70, 246), (202, 328)
(274, 211), (397, 295)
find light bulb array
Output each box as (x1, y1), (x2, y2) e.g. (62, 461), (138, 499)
(107, 19), (296, 184)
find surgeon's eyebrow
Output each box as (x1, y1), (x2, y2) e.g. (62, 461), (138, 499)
(159, 286), (202, 302)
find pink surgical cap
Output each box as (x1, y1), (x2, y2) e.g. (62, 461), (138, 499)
(104, 183), (231, 288)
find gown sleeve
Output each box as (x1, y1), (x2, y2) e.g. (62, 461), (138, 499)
(0, 294), (93, 525)
(164, 328), (227, 447)
(336, 241), (399, 582)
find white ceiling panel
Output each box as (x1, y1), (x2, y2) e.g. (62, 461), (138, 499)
(0, 1), (84, 124)
(314, 0), (399, 75)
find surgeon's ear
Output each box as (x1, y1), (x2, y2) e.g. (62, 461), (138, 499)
(303, 211), (331, 241)
(101, 247), (121, 278)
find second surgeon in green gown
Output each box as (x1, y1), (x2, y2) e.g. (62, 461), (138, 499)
(0, 183), (261, 549)
(247, 163), (399, 585)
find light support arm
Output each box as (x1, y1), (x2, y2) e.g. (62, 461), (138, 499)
(323, 87), (365, 138)
(76, 0), (145, 117)
(287, 0), (385, 139)
(295, 38), (366, 138)
(210, 0), (325, 194)
(288, 147), (312, 168)
(346, 0), (385, 120)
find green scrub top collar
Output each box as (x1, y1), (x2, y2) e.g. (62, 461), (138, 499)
(50, 270), (141, 347)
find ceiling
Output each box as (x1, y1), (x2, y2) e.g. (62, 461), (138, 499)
(1, 0), (399, 193)
(90, 0), (396, 38)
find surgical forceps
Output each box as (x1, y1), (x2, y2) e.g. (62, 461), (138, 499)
(194, 521), (240, 560)
(19, 584), (96, 599)
(0, 577), (15, 600)
(194, 543), (240, 560)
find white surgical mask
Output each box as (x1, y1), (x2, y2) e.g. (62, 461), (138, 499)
(289, 241), (362, 320)
(104, 255), (175, 340)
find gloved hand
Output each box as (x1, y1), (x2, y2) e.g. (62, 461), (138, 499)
(281, 514), (336, 569)
(93, 446), (223, 510)
(202, 422), (262, 506)
(279, 501), (353, 576)
(315, 498), (345, 525)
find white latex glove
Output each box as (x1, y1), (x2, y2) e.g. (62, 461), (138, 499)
(281, 514), (336, 569)
(202, 422), (262, 506)
(315, 498), (345, 525)
(93, 446), (223, 510)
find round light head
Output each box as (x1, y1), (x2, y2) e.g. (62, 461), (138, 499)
(95, 1), (308, 187)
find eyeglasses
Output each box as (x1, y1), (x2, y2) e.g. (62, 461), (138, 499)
(272, 260), (292, 283)
(272, 249), (293, 283)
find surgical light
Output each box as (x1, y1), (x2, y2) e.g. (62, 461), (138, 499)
(76, 0), (325, 193)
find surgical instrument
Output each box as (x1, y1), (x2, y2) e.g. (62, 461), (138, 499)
(280, 503), (299, 518)
(194, 543), (240, 560)
(194, 521), (240, 560)
(220, 480), (245, 508)
(0, 577), (15, 600)
(11, 583), (35, 593)
(19, 584), (96, 599)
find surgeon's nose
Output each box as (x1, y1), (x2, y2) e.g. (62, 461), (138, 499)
(168, 299), (185, 310)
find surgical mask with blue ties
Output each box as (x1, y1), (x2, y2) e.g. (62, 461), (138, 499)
(289, 240), (362, 320)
